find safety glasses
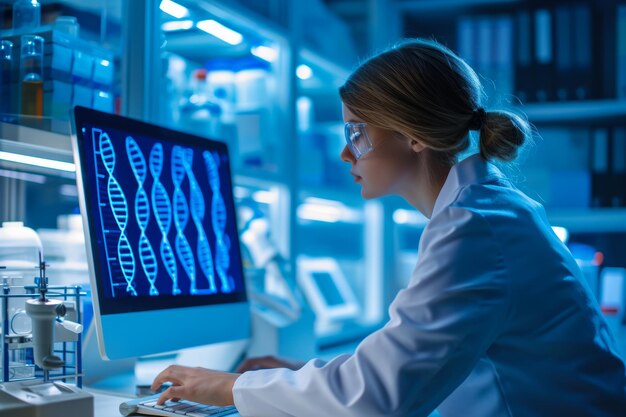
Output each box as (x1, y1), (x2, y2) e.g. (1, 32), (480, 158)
(344, 122), (374, 160)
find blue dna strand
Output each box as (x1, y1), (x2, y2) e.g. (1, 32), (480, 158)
(98, 130), (137, 296)
(203, 151), (233, 293)
(126, 137), (159, 296)
(183, 148), (217, 295)
(150, 143), (180, 295)
(172, 146), (196, 292)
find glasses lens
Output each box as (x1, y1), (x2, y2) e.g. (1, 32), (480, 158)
(345, 123), (372, 159)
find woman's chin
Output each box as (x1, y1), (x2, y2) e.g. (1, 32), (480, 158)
(360, 186), (383, 200)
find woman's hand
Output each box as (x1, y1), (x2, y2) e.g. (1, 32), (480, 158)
(236, 355), (305, 373)
(151, 365), (240, 406)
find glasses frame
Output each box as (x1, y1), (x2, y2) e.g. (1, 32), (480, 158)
(344, 122), (374, 160)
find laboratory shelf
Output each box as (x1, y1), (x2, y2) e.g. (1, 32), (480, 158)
(298, 48), (351, 94)
(512, 99), (626, 126)
(299, 182), (364, 206)
(162, 0), (288, 64)
(396, 0), (520, 12)
(547, 208), (626, 234)
(234, 170), (286, 189)
(162, 30), (251, 62)
(0, 122), (75, 178)
(0, 121), (72, 152)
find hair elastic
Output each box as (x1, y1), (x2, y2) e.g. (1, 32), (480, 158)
(469, 108), (486, 131)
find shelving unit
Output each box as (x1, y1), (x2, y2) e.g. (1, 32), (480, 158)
(547, 209), (626, 234)
(514, 99), (626, 126)
(294, 37), (387, 336)
(0, 122), (72, 154)
(401, 1), (626, 215)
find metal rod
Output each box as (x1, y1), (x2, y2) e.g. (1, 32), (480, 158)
(37, 252), (47, 302)
(75, 286), (83, 388)
(2, 282), (9, 382)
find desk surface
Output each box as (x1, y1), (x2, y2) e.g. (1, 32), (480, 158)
(93, 391), (129, 417)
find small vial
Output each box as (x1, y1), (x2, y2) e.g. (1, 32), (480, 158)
(12, 0), (41, 31)
(54, 16), (80, 37)
(0, 41), (13, 120)
(20, 35), (44, 117)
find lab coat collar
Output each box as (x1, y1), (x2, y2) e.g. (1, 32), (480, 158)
(432, 153), (506, 218)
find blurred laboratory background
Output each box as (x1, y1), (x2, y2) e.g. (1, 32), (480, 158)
(0, 0), (625, 381)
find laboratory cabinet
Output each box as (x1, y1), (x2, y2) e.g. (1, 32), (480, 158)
(400, 0), (626, 222)
(0, 0), (389, 349)
(0, 0), (122, 133)
(397, 0), (626, 337)
(153, 0), (385, 343)
(295, 42), (387, 341)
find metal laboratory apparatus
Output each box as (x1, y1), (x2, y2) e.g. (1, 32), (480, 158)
(0, 222), (92, 417)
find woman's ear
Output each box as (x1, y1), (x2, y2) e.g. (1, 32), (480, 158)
(409, 138), (427, 153)
(396, 133), (427, 154)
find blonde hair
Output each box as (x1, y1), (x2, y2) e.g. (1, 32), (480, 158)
(339, 39), (531, 164)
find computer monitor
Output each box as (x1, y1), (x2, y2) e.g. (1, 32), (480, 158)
(71, 106), (250, 360)
(297, 257), (359, 325)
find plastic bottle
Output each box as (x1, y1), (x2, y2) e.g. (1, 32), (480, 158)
(53, 16), (80, 37)
(0, 221), (43, 279)
(0, 221), (42, 367)
(235, 57), (269, 110)
(12, 0), (41, 31)
(234, 57), (271, 168)
(20, 34), (44, 116)
(206, 60), (236, 124)
(179, 68), (222, 138)
(0, 40), (13, 120)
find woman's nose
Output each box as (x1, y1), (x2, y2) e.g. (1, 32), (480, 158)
(340, 145), (356, 163)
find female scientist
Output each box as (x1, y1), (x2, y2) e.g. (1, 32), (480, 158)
(152, 39), (626, 416)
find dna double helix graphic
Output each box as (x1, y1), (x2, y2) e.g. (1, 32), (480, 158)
(150, 143), (180, 295)
(126, 137), (159, 296)
(98, 130), (137, 296)
(183, 148), (217, 294)
(203, 151), (233, 293)
(172, 146), (197, 293)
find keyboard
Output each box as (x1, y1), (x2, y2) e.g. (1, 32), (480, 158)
(119, 393), (238, 417)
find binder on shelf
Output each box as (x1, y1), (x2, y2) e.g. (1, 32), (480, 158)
(617, 4), (626, 99)
(571, 3), (593, 100)
(596, 0), (616, 100)
(514, 10), (533, 104)
(493, 15), (513, 102)
(476, 16), (494, 103)
(533, 8), (554, 102)
(612, 127), (626, 207)
(457, 16), (476, 69)
(591, 128), (610, 208)
(554, 4), (573, 101)
(457, 14), (513, 107)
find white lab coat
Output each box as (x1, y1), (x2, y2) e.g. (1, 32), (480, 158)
(233, 154), (626, 417)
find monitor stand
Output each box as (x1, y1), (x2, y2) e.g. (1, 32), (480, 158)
(82, 321), (248, 396)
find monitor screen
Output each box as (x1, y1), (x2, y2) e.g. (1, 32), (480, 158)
(72, 106), (250, 359)
(311, 272), (345, 307)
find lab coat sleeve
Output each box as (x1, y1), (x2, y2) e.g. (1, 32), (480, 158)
(233, 206), (511, 417)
